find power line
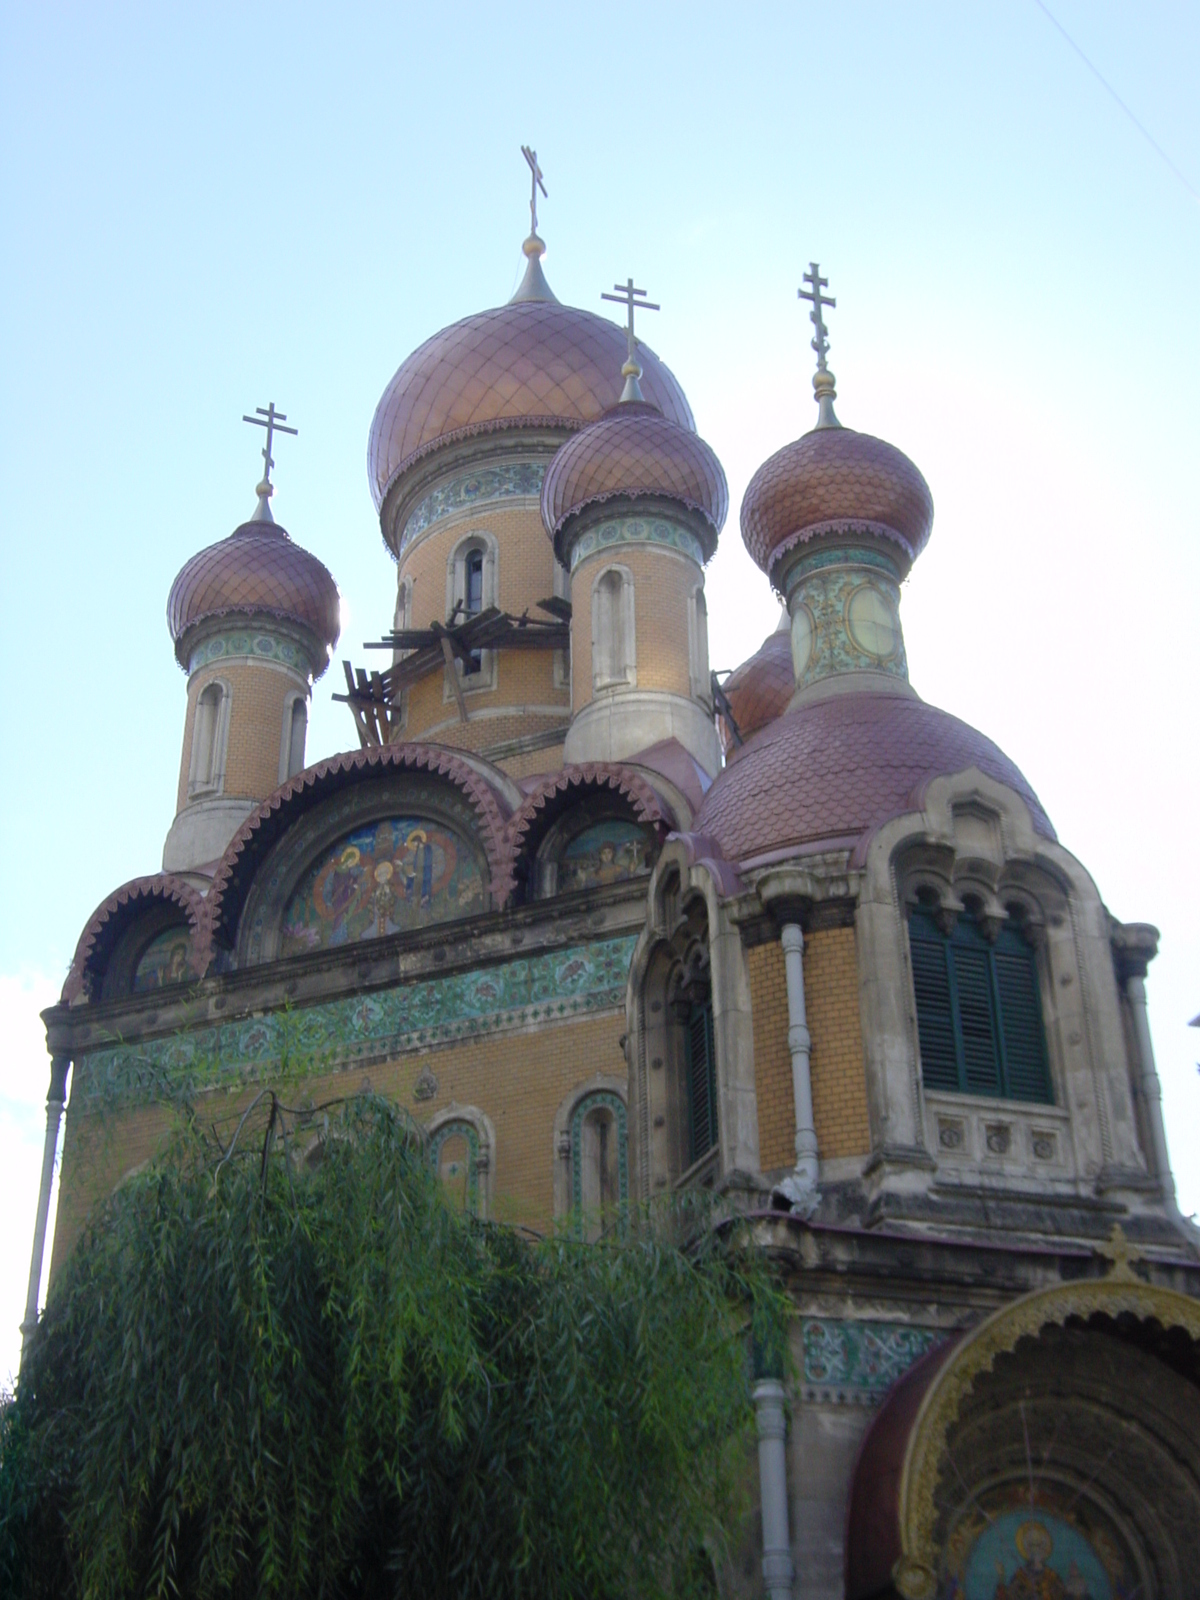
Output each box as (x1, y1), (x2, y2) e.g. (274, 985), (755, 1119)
(1031, 0), (1200, 208)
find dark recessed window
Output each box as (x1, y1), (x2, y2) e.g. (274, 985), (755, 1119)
(909, 908), (1052, 1104)
(464, 549), (484, 675)
(685, 998), (718, 1165)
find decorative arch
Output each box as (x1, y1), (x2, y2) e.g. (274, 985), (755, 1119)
(63, 875), (209, 1003)
(427, 1105), (494, 1218)
(552, 1076), (628, 1233)
(206, 743), (513, 956)
(870, 1274), (1200, 1600)
(503, 763), (673, 903)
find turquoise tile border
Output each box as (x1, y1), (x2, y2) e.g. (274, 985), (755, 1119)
(77, 935), (637, 1108)
(800, 1317), (942, 1400)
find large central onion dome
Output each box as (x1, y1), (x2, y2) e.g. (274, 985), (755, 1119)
(541, 401), (727, 564)
(167, 512), (340, 674)
(367, 243), (695, 516)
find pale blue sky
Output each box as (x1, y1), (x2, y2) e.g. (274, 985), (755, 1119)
(1, 1), (1197, 1379)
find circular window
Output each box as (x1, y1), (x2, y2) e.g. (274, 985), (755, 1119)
(845, 584), (898, 661)
(790, 603), (815, 677)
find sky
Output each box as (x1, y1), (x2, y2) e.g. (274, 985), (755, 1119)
(1, 0), (1197, 1384)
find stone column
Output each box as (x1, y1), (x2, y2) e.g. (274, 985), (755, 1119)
(20, 1054), (70, 1360)
(1126, 975), (1176, 1204)
(753, 1378), (795, 1600)
(774, 922), (819, 1216)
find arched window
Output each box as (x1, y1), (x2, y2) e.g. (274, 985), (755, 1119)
(281, 696), (307, 782)
(592, 566), (635, 690)
(570, 1090), (628, 1239)
(688, 585), (711, 702)
(909, 908), (1052, 1103)
(447, 535), (497, 686)
(188, 680), (229, 797)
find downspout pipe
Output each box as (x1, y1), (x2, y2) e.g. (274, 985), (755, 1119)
(773, 921), (819, 1217)
(754, 1378), (795, 1600)
(20, 1053), (70, 1363)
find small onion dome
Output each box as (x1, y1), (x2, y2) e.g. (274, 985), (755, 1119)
(167, 518), (341, 674)
(740, 426), (933, 582)
(368, 300), (695, 521)
(696, 691), (1054, 867)
(718, 616), (793, 752)
(541, 403), (728, 564)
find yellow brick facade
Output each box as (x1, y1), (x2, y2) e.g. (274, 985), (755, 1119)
(51, 1009), (627, 1279)
(570, 543), (700, 711)
(748, 926), (871, 1170)
(176, 658), (307, 812)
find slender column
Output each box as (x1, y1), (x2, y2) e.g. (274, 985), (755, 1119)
(773, 923), (819, 1215)
(1126, 976), (1176, 1204)
(20, 1054), (70, 1360)
(753, 1378), (794, 1600)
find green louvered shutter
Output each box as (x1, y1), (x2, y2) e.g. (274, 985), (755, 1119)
(950, 919), (1002, 1096)
(686, 1001), (717, 1166)
(993, 929), (1053, 1103)
(909, 912), (961, 1091)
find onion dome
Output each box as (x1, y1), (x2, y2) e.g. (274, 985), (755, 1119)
(167, 508), (340, 674)
(696, 692), (1055, 866)
(541, 401), (727, 563)
(741, 427), (933, 581)
(717, 614), (793, 751)
(368, 238), (695, 522)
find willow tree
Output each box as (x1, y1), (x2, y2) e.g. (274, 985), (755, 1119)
(0, 1092), (785, 1600)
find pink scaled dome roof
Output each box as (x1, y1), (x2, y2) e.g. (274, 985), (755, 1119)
(741, 426), (933, 579)
(368, 299), (695, 511)
(718, 619), (793, 751)
(696, 691), (1054, 866)
(167, 517), (341, 670)
(541, 402), (727, 549)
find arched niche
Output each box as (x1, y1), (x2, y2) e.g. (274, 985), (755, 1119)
(427, 1105), (494, 1219)
(552, 1077), (628, 1239)
(236, 772), (493, 965)
(525, 791), (658, 901)
(99, 905), (195, 1000)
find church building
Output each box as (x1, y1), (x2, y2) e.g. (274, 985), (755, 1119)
(25, 156), (1200, 1598)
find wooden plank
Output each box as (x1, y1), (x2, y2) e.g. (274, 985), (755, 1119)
(440, 635), (470, 723)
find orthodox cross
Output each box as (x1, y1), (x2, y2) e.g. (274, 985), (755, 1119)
(242, 402), (298, 492)
(601, 277), (660, 369)
(1096, 1223), (1144, 1282)
(798, 262), (835, 372)
(521, 145), (547, 236)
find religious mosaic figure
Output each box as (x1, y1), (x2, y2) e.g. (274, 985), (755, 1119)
(558, 820), (648, 893)
(132, 929), (191, 992)
(280, 817), (484, 954)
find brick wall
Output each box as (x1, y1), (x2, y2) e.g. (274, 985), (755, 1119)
(748, 926), (871, 1171)
(50, 1008), (628, 1280)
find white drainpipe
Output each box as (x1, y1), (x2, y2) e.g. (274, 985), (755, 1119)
(754, 1378), (794, 1600)
(773, 922), (819, 1217)
(20, 1054), (70, 1362)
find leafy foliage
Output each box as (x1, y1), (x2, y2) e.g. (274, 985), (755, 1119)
(1, 1093), (786, 1600)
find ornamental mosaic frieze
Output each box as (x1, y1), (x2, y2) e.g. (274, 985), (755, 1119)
(186, 627), (313, 676)
(785, 550), (908, 689)
(398, 462), (546, 557)
(76, 934), (638, 1108)
(800, 1317), (941, 1402)
(567, 516), (705, 573)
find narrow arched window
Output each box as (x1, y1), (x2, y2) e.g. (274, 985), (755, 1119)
(909, 908), (1052, 1103)
(685, 997), (718, 1166)
(688, 587), (710, 700)
(188, 681), (228, 796)
(464, 547), (485, 675)
(570, 1091), (628, 1239)
(593, 567), (634, 690)
(285, 698), (307, 779)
